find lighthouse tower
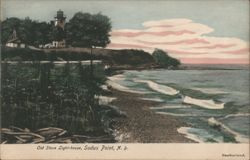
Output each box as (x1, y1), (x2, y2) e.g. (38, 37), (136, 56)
(52, 10), (66, 48)
(54, 10), (66, 30)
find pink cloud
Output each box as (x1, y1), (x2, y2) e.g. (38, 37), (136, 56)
(151, 25), (173, 28)
(137, 38), (210, 45)
(108, 18), (249, 64)
(194, 44), (235, 49)
(143, 19), (192, 28)
(111, 30), (195, 37)
(165, 49), (207, 55)
(108, 43), (150, 50)
(222, 48), (249, 54)
(168, 38), (211, 45)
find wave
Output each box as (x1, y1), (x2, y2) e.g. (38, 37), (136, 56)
(150, 105), (191, 110)
(222, 113), (250, 119)
(133, 79), (179, 96)
(208, 117), (249, 143)
(140, 97), (164, 102)
(96, 95), (117, 105)
(177, 127), (204, 143)
(156, 112), (195, 117)
(177, 127), (223, 143)
(100, 85), (109, 91)
(183, 96), (224, 109)
(106, 80), (144, 94)
(191, 87), (228, 94)
(107, 74), (125, 81)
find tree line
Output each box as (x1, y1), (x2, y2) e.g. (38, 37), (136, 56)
(1, 17), (52, 46)
(152, 49), (181, 68)
(1, 11), (181, 68)
(1, 12), (112, 49)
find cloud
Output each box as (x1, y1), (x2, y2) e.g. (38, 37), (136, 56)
(107, 18), (249, 64)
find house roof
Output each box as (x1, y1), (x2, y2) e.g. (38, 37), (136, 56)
(7, 29), (23, 44)
(7, 38), (21, 43)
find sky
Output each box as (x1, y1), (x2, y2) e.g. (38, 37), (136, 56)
(1, 0), (249, 64)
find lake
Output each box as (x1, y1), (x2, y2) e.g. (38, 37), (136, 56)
(109, 67), (250, 143)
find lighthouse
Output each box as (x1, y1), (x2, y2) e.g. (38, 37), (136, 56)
(54, 10), (66, 30)
(51, 10), (66, 48)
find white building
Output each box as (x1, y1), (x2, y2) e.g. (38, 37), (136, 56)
(52, 39), (66, 48)
(5, 30), (26, 48)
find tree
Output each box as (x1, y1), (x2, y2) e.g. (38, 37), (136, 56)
(66, 12), (111, 48)
(66, 12), (112, 71)
(1, 17), (21, 44)
(18, 18), (52, 46)
(1, 17), (52, 46)
(152, 49), (181, 68)
(50, 26), (65, 42)
(65, 12), (111, 121)
(18, 17), (35, 45)
(33, 22), (52, 46)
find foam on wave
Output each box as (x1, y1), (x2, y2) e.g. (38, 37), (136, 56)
(183, 96), (224, 109)
(177, 127), (205, 143)
(150, 105), (191, 110)
(191, 87), (228, 94)
(96, 95), (117, 105)
(106, 80), (144, 94)
(140, 97), (165, 102)
(107, 74), (125, 81)
(208, 117), (249, 143)
(156, 112), (195, 117)
(133, 79), (179, 96)
(222, 113), (250, 119)
(177, 127), (223, 143)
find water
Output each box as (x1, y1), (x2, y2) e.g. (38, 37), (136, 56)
(109, 67), (250, 143)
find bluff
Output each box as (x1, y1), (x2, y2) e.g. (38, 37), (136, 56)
(1, 47), (156, 69)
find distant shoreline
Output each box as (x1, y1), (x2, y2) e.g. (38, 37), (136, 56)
(2, 46), (249, 71)
(180, 64), (249, 70)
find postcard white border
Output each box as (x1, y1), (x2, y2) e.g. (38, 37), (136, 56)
(0, 143), (249, 160)
(1, 0), (249, 160)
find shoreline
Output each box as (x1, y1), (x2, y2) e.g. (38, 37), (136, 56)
(108, 88), (196, 143)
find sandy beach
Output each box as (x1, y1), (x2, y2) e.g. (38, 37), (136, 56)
(108, 88), (195, 143)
